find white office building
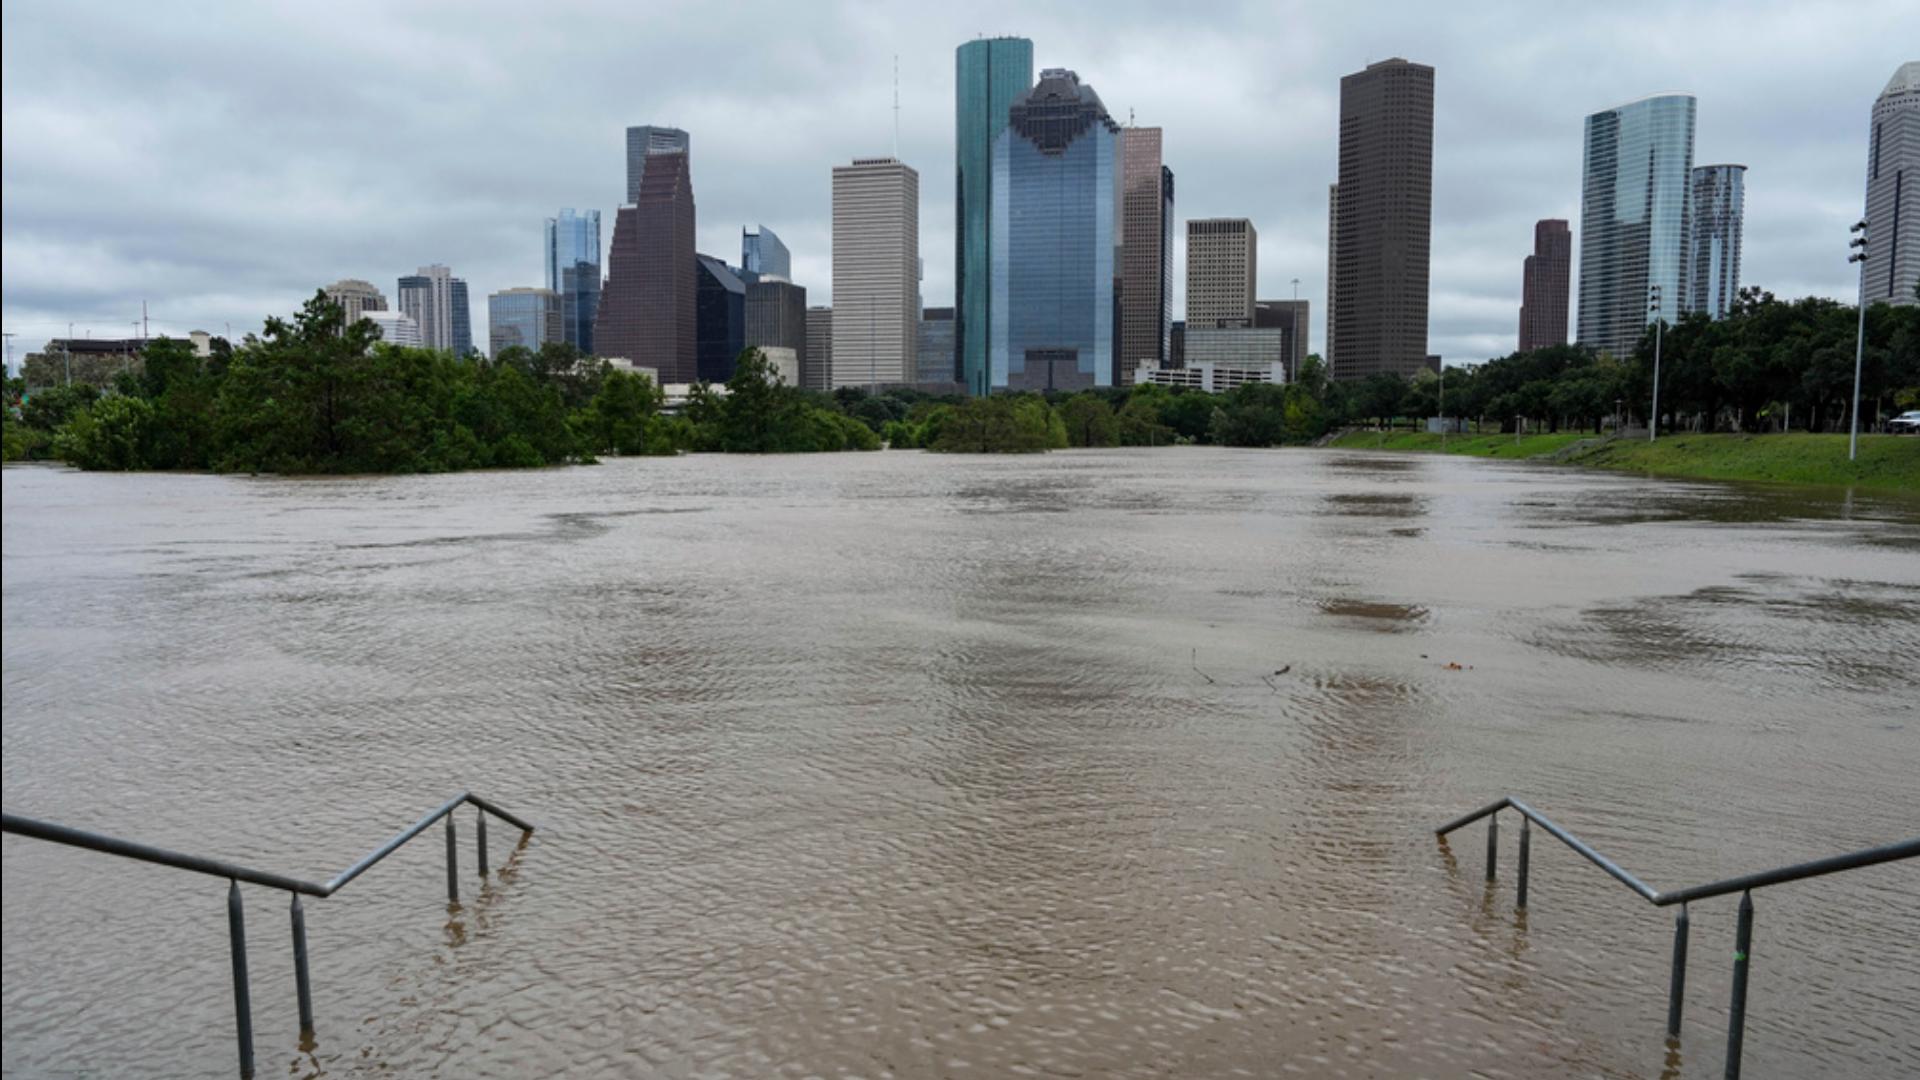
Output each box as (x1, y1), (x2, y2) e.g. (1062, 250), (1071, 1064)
(830, 157), (919, 388)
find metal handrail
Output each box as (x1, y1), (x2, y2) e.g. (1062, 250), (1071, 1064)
(1, 790), (534, 897)
(1435, 796), (1918, 1079)
(1, 791), (534, 1078)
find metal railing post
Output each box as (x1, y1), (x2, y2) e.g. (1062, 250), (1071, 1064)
(476, 806), (488, 878)
(1485, 811), (1499, 883)
(1667, 903), (1689, 1039)
(1517, 815), (1531, 909)
(290, 894), (314, 1037)
(1725, 891), (1754, 1079)
(444, 813), (459, 904)
(227, 881), (254, 1078)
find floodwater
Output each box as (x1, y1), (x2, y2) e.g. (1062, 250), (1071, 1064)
(2, 448), (1916, 1079)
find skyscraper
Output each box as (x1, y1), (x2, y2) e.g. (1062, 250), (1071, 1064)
(1518, 219), (1572, 351)
(1863, 62), (1918, 307)
(1688, 166), (1746, 320)
(1253, 299), (1310, 380)
(596, 149), (697, 380)
(990, 69), (1123, 391)
(1329, 58), (1433, 380)
(322, 279), (387, 325)
(831, 157), (919, 388)
(804, 306), (833, 391)
(917, 307), (956, 385)
(1186, 219), (1258, 328)
(1577, 94), (1696, 356)
(746, 278), (808, 378)
(396, 272), (433, 349)
(546, 208), (602, 354)
(448, 279), (472, 357)
(488, 287), (563, 356)
(626, 125), (690, 206)
(695, 254), (746, 383)
(1325, 183), (1339, 370)
(742, 226), (791, 281)
(1119, 126), (1173, 379)
(396, 264), (470, 355)
(956, 36), (1035, 394)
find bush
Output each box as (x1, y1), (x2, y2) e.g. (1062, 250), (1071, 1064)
(54, 396), (158, 470)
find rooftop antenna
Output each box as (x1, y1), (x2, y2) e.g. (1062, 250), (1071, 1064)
(1129, 107), (1136, 127)
(892, 54), (900, 158)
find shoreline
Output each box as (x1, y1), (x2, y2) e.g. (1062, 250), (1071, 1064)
(1327, 429), (1920, 493)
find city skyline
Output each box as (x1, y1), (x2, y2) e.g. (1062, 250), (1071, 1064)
(1, 2), (1911, 367)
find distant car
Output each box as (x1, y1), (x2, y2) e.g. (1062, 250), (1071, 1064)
(1892, 411), (1920, 434)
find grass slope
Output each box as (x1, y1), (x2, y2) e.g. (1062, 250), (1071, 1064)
(1559, 434), (1920, 491)
(1330, 429), (1920, 492)
(1328, 429), (1591, 458)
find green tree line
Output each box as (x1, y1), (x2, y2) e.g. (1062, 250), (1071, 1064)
(2, 293), (876, 470)
(8, 285), (1917, 467)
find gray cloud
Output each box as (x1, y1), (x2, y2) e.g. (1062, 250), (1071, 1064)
(3, 0), (1913, 366)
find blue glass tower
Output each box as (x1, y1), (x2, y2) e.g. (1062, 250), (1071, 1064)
(695, 254), (746, 383)
(988, 69), (1122, 391)
(546, 208), (602, 354)
(956, 37), (1034, 395)
(1687, 164), (1745, 320)
(1577, 94), (1696, 356)
(741, 226), (791, 281)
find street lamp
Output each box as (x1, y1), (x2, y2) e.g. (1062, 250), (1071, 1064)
(1848, 218), (1869, 462)
(1647, 285), (1664, 442)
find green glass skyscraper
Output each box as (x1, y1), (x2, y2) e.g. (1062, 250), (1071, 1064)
(955, 36), (1033, 396)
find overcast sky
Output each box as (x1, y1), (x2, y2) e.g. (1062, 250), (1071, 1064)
(2, 1), (1914, 367)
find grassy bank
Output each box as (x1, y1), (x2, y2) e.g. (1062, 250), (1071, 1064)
(1328, 429), (1592, 458)
(1329, 429), (1920, 492)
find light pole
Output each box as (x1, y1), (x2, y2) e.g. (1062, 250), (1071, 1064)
(1848, 218), (1869, 461)
(1648, 285), (1664, 443)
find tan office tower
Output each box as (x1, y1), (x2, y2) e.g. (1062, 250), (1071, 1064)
(1329, 58), (1433, 379)
(831, 157), (919, 388)
(322, 279), (387, 326)
(1119, 127), (1173, 381)
(1186, 218), (1257, 328)
(1325, 184), (1339, 371)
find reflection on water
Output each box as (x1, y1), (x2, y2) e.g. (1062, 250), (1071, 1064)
(3, 447), (1917, 1078)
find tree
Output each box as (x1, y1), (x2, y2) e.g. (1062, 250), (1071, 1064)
(53, 395), (157, 470)
(1159, 390), (1217, 442)
(710, 349), (807, 452)
(1058, 394), (1118, 447)
(1115, 390), (1173, 446)
(213, 291), (383, 471)
(928, 395), (1057, 452)
(581, 370), (671, 455)
(1209, 383), (1289, 446)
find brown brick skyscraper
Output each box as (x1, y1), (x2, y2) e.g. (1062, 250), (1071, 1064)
(595, 149), (696, 381)
(1328, 58), (1433, 380)
(1518, 218), (1571, 352)
(1119, 126), (1172, 381)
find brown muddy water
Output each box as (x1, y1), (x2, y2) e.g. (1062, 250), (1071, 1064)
(3, 448), (1917, 1079)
